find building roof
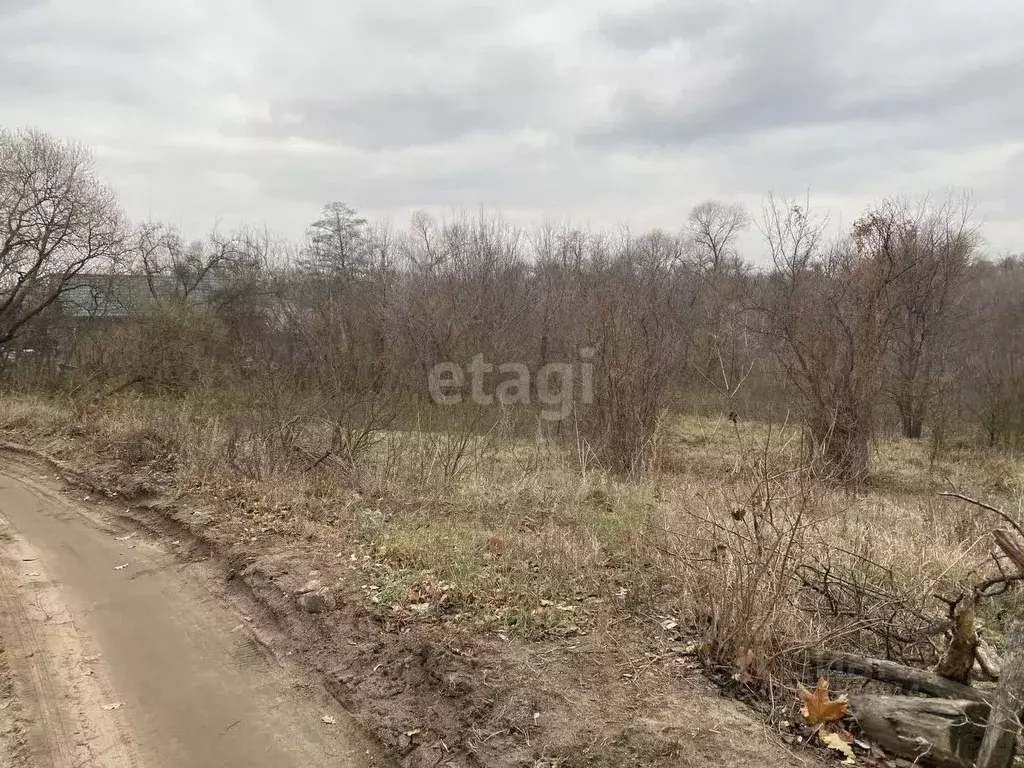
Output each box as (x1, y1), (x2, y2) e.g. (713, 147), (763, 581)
(58, 273), (226, 318)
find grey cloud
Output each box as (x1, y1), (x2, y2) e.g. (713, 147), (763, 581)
(0, 49), (158, 106)
(0, 0), (37, 17)
(345, 2), (521, 45)
(103, 133), (635, 227)
(3, 0), (1024, 256)
(597, 3), (734, 51)
(0, 2), (217, 109)
(0, 55), (51, 97)
(584, 0), (1024, 155)
(246, 92), (503, 150)
(234, 46), (567, 150)
(2, 1), (197, 56)
(584, 56), (1024, 150)
(259, 152), (604, 211)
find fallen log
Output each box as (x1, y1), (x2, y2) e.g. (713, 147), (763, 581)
(995, 530), (1024, 573)
(977, 639), (1004, 681)
(851, 694), (989, 768)
(808, 650), (991, 703)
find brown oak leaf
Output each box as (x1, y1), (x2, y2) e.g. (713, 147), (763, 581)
(798, 676), (849, 725)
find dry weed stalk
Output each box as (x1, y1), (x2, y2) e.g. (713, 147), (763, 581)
(670, 425), (978, 684)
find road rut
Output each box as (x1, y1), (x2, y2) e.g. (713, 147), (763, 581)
(0, 456), (388, 767)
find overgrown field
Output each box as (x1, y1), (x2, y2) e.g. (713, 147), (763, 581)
(6, 119), (1024, 768)
(4, 392), (1021, 685)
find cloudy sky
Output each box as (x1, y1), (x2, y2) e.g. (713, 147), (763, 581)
(2, 0), (1023, 258)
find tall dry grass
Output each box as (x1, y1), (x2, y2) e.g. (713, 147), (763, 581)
(1, 392), (1021, 677)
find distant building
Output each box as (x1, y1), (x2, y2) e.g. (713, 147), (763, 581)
(57, 272), (228, 321)
(1, 271), (238, 374)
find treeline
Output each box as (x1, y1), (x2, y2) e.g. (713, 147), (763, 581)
(2, 129), (1023, 481)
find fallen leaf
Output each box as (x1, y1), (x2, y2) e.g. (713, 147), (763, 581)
(114, 563), (129, 571)
(799, 677), (849, 725)
(820, 730), (856, 764)
(322, 715), (337, 725)
(102, 702), (124, 711)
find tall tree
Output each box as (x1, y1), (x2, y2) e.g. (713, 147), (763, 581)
(301, 202), (368, 278)
(685, 200), (752, 401)
(759, 197), (905, 483)
(962, 256), (1024, 447)
(0, 128), (124, 351)
(687, 200), (749, 274)
(879, 196), (979, 438)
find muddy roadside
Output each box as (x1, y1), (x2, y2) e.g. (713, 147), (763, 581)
(0, 642), (27, 767)
(0, 434), (817, 768)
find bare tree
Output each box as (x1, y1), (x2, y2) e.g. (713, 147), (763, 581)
(580, 229), (688, 475)
(686, 200), (749, 274)
(758, 196), (906, 483)
(684, 200), (752, 404)
(962, 256), (1024, 447)
(0, 128), (124, 352)
(301, 201), (368, 278)
(879, 195), (979, 439)
(134, 222), (257, 304)
(12, 128), (1021, 478)
(395, 210), (533, 388)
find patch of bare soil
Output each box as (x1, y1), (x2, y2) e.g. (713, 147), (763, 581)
(0, 643), (27, 768)
(0, 516), (137, 767)
(0, 434), (819, 768)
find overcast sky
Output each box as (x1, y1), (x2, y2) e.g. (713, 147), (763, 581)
(2, 0), (1023, 258)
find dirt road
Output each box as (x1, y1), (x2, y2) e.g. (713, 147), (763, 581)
(0, 455), (389, 767)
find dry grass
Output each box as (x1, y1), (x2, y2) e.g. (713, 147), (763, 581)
(2, 392), (1023, 681)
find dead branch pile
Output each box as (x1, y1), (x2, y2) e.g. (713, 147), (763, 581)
(803, 493), (1024, 768)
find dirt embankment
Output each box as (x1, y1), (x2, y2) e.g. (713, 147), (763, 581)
(0, 433), (816, 768)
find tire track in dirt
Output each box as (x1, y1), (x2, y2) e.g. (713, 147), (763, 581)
(0, 518), (139, 767)
(0, 458), (391, 768)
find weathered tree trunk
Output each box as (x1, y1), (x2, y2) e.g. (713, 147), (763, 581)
(896, 389), (928, 439)
(810, 405), (871, 484)
(851, 695), (989, 768)
(935, 600), (979, 685)
(976, 620), (1024, 768)
(808, 650), (990, 703)
(902, 411), (925, 439)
